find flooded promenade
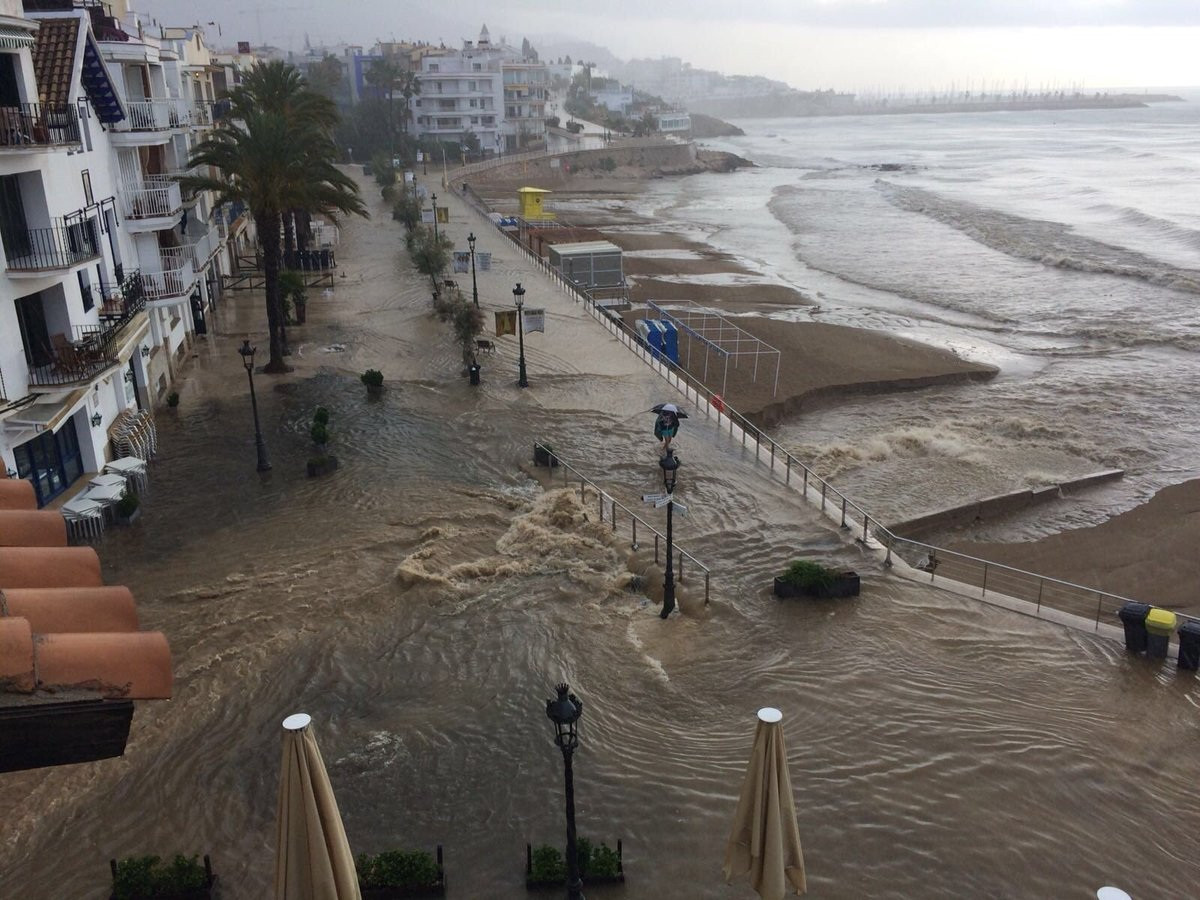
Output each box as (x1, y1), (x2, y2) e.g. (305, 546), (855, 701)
(2, 170), (1198, 899)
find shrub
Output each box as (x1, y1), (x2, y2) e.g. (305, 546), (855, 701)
(529, 845), (565, 883)
(598, 156), (617, 172)
(408, 226), (453, 284)
(313, 407), (330, 425)
(165, 391), (179, 408)
(587, 842), (621, 878)
(310, 421), (329, 446)
(392, 191), (422, 231)
(781, 559), (836, 591)
(361, 369), (383, 388)
(112, 855), (207, 900)
(116, 491), (139, 518)
(356, 850), (440, 889)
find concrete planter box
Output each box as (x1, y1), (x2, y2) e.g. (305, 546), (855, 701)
(774, 572), (860, 599)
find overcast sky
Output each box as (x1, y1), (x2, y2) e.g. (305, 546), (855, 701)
(143, 1), (1200, 92)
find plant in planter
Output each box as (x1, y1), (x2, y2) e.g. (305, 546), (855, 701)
(532, 443), (559, 468)
(361, 369), (384, 397)
(165, 392), (179, 408)
(115, 490), (141, 525)
(356, 846), (445, 898)
(109, 853), (215, 900)
(307, 411), (338, 477)
(773, 559), (860, 599)
(525, 839), (624, 889)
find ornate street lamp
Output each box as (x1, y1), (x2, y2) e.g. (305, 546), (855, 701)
(431, 191), (439, 242)
(659, 450), (680, 618)
(513, 282), (528, 388)
(237, 339), (271, 472)
(467, 231), (479, 307)
(546, 683), (585, 900)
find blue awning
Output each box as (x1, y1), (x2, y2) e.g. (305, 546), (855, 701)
(80, 33), (123, 126)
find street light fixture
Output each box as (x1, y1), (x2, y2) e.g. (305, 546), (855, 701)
(431, 192), (439, 242)
(659, 450), (680, 618)
(513, 282), (528, 388)
(237, 339), (272, 472)
(467, 232), (479, 307)
(546, 683), (585, 900)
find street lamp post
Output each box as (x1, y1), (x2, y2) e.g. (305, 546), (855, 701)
(513, 282), (528, 388)
(468, 232), (479, 307)
(431, 192), (438, 243)
(237, 339), (271, 472)
(659, 450), (680, 618)
(546, 683), (585, 900)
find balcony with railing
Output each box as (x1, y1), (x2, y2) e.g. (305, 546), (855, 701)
(111, 99), (192, 135)
(139, 247), (196, 302)
(120, 176), (183, 226)
(1, 218), (101, 274)
(0, 103), (82, 151)
(186, 226), (220, 271)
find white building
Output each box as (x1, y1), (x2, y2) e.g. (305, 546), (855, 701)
(412, 25), (548, 155)
(413, 28), (503, 157)
(1, 0), (230, 507)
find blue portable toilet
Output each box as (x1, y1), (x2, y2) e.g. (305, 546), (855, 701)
(658, 320), (679, 364)
(636, 319), (666, 359)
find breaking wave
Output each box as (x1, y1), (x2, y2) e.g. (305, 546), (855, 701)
(878, 182), (1200, 295)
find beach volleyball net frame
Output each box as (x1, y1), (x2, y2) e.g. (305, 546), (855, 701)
(648, 300), (781, 398)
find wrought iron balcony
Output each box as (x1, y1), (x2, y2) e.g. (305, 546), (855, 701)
(0, 103), (82, 150)
(1, 218), (101, 272)
(120, 176), (183, 221)
(112, 98), (192, 132)
(139, 247), (196, 301)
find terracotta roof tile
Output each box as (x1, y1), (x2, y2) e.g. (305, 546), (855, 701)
(0, 480), (37, 510)
(31, 17), (79, 108)
(2, 587), (139, 633)
(0, 617), (35, 692)
(0, 510), (68, 547)
(35, 632), (172, 699)
(0, 546), (102, 588)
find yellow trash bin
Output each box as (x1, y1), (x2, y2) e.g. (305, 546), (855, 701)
(1145, 607), (1177, 658)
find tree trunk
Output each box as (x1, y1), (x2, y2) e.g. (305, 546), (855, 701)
(258, 208), (288, 373)
(282, 210), (296, 254)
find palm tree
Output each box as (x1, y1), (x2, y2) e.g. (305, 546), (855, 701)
(396, 69), (420, 135)
(365, 58), (403, 156)
(182, 64), (366, 372)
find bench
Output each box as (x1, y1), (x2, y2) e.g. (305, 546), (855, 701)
(475, 339), (496, 354)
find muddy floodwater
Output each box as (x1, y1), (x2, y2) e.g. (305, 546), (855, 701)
(2, 176), (1198, 899)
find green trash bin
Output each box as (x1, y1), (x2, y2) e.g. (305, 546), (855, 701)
(1145, 607), (1177, 659)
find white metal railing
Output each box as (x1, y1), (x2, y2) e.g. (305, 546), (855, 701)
(186, 227), (219, 270)
(115, 98), (192, 132)
(120, 177), (182, 219)
(140, 247), (195, 301)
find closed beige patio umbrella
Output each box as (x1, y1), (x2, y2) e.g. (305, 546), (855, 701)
(723, 707), (807, 898)
(275, 713), (362, 900)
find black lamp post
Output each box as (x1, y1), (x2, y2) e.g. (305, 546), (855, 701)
(237, 340), (271, 472)
(431, 192), (439, 242)
(546, 683), (585, 900)
(513, 282), (528, 388)
(659, 450), (680, 618)
(468, 231), (479, 307)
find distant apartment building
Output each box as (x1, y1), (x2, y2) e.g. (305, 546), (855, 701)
(592, 86), (633, 115)
(406, 25), (547, 156)
(1, 0), (232, 506)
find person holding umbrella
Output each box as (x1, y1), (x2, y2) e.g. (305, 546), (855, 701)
(651, 402), (687, 453)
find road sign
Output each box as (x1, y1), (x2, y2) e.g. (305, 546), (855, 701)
(654, 497), (687, 513)
(642, 493), (667, 503)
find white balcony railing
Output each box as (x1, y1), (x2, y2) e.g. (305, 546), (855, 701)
(185, 226), (220, 271)
(114, 98), (192, 132)
(140, 247), (196, 301)
(120, 177), (182, 220)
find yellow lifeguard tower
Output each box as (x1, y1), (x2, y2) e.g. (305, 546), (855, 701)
(517, 187), (555, 222)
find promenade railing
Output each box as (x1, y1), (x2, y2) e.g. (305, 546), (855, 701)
(459, 186), (1200, 635)
(535, 442), (711, 606)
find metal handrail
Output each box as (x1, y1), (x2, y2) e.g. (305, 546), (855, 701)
(460, 186), (1193, 634)
(535, 442), (711, 606)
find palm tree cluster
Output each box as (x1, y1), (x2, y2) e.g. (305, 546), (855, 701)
(181, 60), (367, 372)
